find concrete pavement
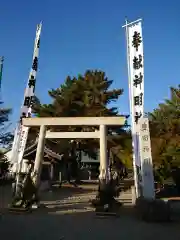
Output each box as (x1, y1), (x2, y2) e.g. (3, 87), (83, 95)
(0, 184), (180, 240)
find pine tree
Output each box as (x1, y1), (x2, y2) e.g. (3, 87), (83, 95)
(33, 70), (131, 164)
(149, 85), (180, 179)
(0, 102), (13, 148)
(0, 102), (13, 176)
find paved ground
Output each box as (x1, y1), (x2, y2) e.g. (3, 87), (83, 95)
(0, 184), (180, 240)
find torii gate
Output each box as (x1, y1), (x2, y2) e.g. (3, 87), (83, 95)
(22, 116), (126, 188)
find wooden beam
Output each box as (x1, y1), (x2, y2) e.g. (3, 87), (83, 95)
(22, 116), (126, 127)
(45, 131), (100, 139)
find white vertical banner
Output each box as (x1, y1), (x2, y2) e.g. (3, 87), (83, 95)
(139, 117), (155, 199)
(129, 21), (144, 117)
(123, 18), (145, 197)
(128, 20), (144, 162)
(11, 23), (42, 174)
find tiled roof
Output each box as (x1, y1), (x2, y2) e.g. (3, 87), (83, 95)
(23, 141), (63, 160)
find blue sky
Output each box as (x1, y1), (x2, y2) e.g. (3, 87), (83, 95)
(0, 0), (180, 131)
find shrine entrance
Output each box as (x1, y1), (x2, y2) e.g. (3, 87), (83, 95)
(22, 116), (126, 188)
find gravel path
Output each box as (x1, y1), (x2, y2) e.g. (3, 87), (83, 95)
(0, 184), (180, 240)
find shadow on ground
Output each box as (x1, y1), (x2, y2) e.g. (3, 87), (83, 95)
(1, 183), (180, 240)
(1, 205), (180, 240)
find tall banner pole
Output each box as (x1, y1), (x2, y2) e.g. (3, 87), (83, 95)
(124, 19), (139, 197)
(0, 56), (4, 90)
(10, 23), (42, 189)
(0, 56), (4, 102)
(123, 18), (144, 198)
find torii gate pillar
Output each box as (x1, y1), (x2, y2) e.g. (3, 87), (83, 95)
(33, 125), (46, 188)
(99, 124), (109, 182)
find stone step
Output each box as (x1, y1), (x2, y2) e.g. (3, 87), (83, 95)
(117, 190), (133, 205)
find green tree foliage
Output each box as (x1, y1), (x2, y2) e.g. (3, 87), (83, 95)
(109, 132), (132, 169)
(0, 151), (9, 176)
(0, 102), (12, 176)
(149, 85), (180, 180)
(0, 102), (13, 148)
(33, 70), (131, 166)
